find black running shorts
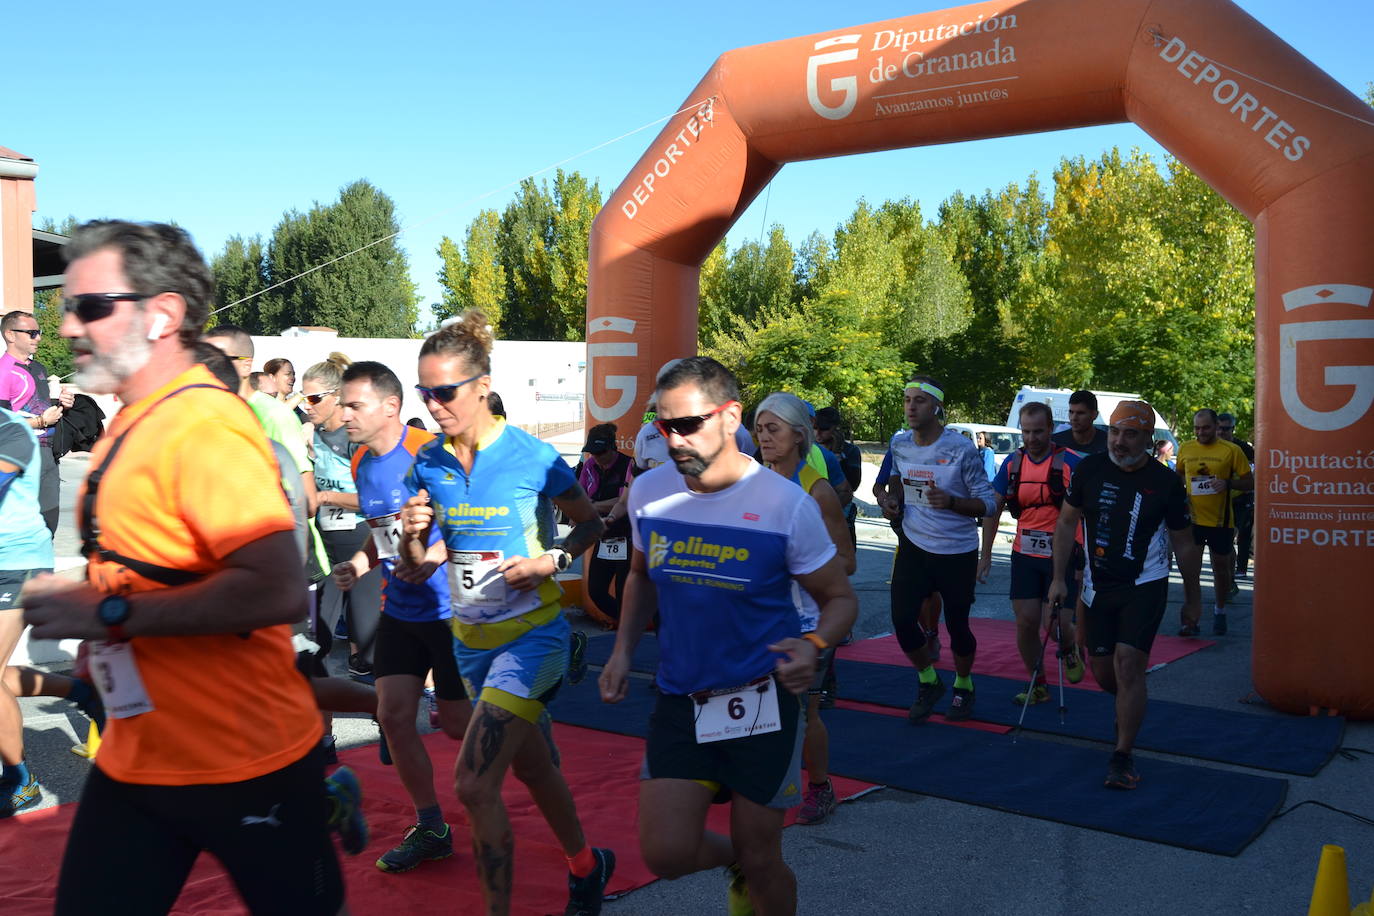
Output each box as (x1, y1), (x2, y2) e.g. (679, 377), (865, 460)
(56, 747), (343, 915)
(1192, 525), (1235, 554)
(1009, 552), (1080, 605)
(0, 568), (49, 611)
(1083, 578), (1169, 658)
(642, 679), (804, 809)
(373, 612), (467, 701)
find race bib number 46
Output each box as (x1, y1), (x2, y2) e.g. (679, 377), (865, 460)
(693, 677), (782, 744)
(1190, 476), (1221, 496)
(448, 550), (509, 608)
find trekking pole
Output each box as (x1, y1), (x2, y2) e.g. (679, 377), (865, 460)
(1012, 614), (1056, 744)
(1052, 600), (1067, 725)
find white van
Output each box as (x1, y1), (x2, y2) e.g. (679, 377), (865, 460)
(1006, 387), (1177, 446)
(947, 423), (1023, 457)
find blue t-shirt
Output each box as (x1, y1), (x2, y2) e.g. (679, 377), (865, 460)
(404, 420), (575, 640)
(355, 426), (450, 622)
(630, 460), (835, 695)
(0, 408), (53, 570)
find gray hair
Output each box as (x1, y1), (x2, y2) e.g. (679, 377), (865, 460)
(755, 392), (813, 461)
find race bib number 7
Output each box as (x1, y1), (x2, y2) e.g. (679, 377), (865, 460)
(902, 469), (935, 507)
(447, 550), (509, 608)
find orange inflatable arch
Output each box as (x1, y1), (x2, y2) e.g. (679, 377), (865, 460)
(585, 0), (1374, 718)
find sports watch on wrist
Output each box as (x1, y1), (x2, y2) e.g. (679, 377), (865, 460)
(98, 594), (132, 642)
(544, 548), (572, 572)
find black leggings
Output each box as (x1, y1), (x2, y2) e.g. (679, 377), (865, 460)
(890, 531), (978, 658)
(57, 748), (343, 915)
(586, 553), (629, 622)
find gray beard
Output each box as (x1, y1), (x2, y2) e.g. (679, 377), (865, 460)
(1109, 449), (1151, 471)
(74, 319), (153, 394)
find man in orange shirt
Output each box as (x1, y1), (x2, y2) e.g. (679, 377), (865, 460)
(21, 221), (349, 915)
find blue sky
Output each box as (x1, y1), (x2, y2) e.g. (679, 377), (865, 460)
(7, 1), (1368, 323)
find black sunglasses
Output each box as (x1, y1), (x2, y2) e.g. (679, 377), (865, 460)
(303, 389), (337, 406)
(8, 328), (41, 339)
(415, 372), (485, 404)
(62, 292), (153, 323)
(654, 402), (736, 438)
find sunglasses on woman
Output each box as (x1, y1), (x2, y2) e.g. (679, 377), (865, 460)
(653, 401), (736, 438)
(415, 372), (485, 404)
(61, 292), (153, 323)
(303, 389), (337, 406)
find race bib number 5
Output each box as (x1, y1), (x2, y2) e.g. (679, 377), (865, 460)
(90, 641), (155, 719)
(447, 549), (509, 608)
(693, 677), (782, 744)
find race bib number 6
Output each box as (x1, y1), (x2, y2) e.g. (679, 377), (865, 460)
(447, 549), (509, 608)
(693, 677), (782, 744)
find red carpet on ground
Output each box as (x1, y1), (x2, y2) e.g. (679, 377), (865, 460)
(0, 725), (874, 916)
(836, 617), (1212, 689)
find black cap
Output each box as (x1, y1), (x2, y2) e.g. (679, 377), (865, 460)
(583, 436), (614, 455)
(814, 406), (842, 430)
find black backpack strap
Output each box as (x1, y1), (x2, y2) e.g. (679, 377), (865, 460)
(81, 384), (235, 585)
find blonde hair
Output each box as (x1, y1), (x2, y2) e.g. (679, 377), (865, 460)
(303, 351), (352, 389)
(421, 309), (493, 374)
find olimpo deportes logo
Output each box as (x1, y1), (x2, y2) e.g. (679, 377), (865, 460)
(806, 35), (862, 120)
(1280, 284), (1374, 432)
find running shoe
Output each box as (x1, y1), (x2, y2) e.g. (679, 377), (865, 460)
(70, 680), (107, 732)
(1012, 683), (1050, 706)
(321, 734), (339, 766)
(925, 628), (942, 663)
(1104, 751), (1140, 790)
(1177, 623), (1201, 637)
(348, 654), (374, 683)
(567, 630), (589, 686)
(376, 823), (454, 873)
(907, 676), (946, 724)
(425, 688), (440, 729)
(0, 774), (41, 817)
(1062, 646), (1085, 684)
(564, 847), (616, 916)
(946, 686), (976, 722)
(726, 863), (754, 916)
(1236, 567), (1249, 580)
(794, 779), (836, 826)
(325, 765), (369, 854)
(1212, 614), (1228, 636)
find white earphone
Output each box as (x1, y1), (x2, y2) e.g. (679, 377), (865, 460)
(146, 314), (170, 341)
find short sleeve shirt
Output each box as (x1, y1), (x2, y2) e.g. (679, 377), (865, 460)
(888, 427), (998, 554)
(1176, 438), (1252, 528)
(404, 420), (575, 636)
(248, 391), (311, 475)
(1066, 452), (1191, 590)
(630, 460), (835, 695)
(1052, 427), (1108, 457)
(81, 366), (320, 786)
(0, 407), (53, 570)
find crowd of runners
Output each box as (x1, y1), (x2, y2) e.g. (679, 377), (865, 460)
(0, 220), (1255, 915)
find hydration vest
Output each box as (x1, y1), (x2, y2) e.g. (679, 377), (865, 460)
(1004, 447), (1069, 519)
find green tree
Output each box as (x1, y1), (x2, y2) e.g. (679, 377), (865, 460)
(210, 235), (267, 331)
(698, 227), (796, 349)
(263, 180), (419, 337)
(435, 210), (506, 328)
(29, 288), (72, 379)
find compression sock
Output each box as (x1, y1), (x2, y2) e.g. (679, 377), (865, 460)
(2, 761), (31, 785)
(417, 804), (444, 832)
(917, 665), (939, 685)
(953, 674), (974, 691)
(567, 844), (597, 877)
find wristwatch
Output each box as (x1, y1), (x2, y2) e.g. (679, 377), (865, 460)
(98, 594), (132, 642)
(543, 548), (572, 572)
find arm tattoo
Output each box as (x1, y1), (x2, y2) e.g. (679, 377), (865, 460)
(472, 832), (514, 904)
(463, 704), (515, 778)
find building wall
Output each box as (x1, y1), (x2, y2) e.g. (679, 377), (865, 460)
(0, 175), (36, 313)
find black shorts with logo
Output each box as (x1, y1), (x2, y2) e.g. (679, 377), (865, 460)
(642, 679), (804, 809)
(0, 568), (50, 611)
(1083, 578), (1169, 657)
(373, 613), (467, 701)
(1192, 525), (1235, 554)
(1009, 552), (1080, 605)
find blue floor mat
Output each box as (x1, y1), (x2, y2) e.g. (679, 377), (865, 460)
(578, 635), (1343, 776)
(830, 659), (1343, 777)
(546, 678), (1288, 857)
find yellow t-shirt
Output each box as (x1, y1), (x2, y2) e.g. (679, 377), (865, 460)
(1176, 438), (1252, 528)
(82, 365), (321, 785)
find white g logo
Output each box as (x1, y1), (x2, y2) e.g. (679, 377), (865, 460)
(1279, 284), (1374, 432)
(587, 317), (638, 423)
(806, 35), (862, 121)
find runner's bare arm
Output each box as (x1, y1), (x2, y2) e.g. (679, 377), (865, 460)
(22, 530), (309, 640)
(399, 489), (435, 566)
(599, 549), (656, 703)
(1047, 502), (1082, 607)
(552, 483), (606, 559)
(811, 480), (855, 576)
(794, 554), (859, 652)
(978, 507), (1003, 584)
(317, 489), (362, 511)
